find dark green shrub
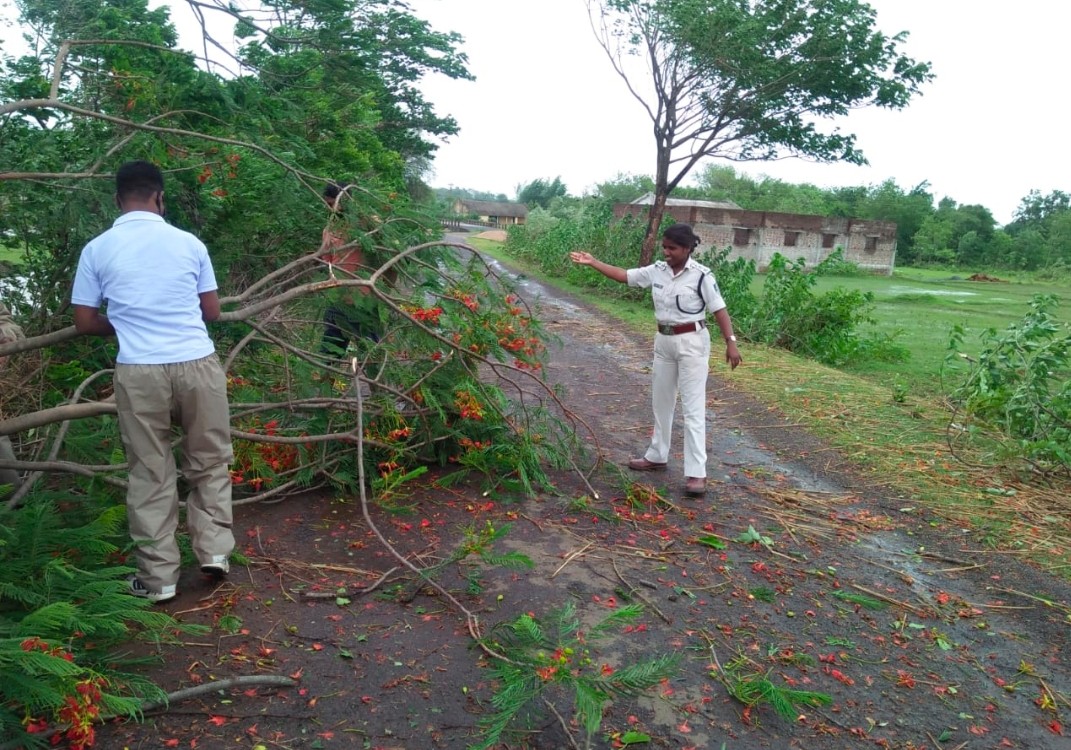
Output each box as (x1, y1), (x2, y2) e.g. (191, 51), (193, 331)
(946, 295), (1071, 477)
(706, 249), (906, 366)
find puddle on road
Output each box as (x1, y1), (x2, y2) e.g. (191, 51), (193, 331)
(483, 256), (587, 317)
(711, 428), (843, 494)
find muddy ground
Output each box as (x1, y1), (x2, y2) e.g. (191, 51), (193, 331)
(94, 244), (1071, 750)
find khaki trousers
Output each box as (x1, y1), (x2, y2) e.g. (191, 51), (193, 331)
(114, 354), (234, 591)
(643, 327), (712, 479)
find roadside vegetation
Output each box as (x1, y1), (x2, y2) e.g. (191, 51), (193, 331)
(2, 0), (1068, 745)
(485, 216), (1071, 585)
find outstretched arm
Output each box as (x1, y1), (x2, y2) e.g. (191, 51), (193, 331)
(569, 251), (627, 284)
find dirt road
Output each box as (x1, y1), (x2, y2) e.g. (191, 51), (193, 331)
(94, 244), (1071, 750)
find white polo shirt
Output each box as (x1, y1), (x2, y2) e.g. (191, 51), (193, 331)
(71, 211), (218, 365)
(626, 258), (726, 326)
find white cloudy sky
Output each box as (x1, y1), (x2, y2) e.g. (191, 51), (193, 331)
(4, 1), (1068, 224)
(403, 0), (1069, 225)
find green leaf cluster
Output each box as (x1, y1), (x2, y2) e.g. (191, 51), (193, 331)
(946, 294), (1071, 476)
(473, 602), (679, 749)
(724, 668), (832, 720)
(0, 0), (472, 318)
(0, 498), (195, 747)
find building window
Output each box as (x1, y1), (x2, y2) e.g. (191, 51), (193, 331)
(784, 231), (800, 247)
(733, 227), (750, 245)
(865, 235), (878, 252)
(822, 233), (836, 249)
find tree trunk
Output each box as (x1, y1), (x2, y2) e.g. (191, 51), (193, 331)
(640, 147), (673, 265)
(640, 194), (667, 265)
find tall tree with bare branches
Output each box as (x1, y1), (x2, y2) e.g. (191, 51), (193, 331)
(588, 0), (933, 264)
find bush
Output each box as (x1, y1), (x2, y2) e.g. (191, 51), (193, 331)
(505, 201), (648, 301)
(946, 294), (1071, 477)
(706, 249), (907, 367)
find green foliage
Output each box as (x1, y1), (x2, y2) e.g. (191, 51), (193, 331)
(47, 221), (575, 507)
(946, 295), (1071, 477)
(473, 602), (678, 749)
(705, 248), (907, 367)
(458, 521), (534, 582)
(1003, 190), (1071, 270)
(516, 176), (568, 209)
(719, 659), (832, 720)
(0, 498), (195, 748)
(505, 201), (648, 293)
(389, 520), (532, 605)
(0, 0), (472, 324)
(593, 172), (655, 203)
(735, 524), (773, 549)
(831, 590), (889, 611)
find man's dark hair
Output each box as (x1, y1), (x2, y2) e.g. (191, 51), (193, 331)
(116, 160), (164, 202)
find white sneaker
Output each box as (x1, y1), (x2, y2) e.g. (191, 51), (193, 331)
(201, 555), (230, 578)
(127, 576), (177, 603)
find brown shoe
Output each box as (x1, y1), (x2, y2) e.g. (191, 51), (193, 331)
(628, 457), (667, 472)
(684, 477), (706, 496)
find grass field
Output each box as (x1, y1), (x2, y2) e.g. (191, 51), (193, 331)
(0, 244), (22, 267)
(810, 270), (1070, 399)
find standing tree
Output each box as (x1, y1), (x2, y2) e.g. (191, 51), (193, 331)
(589, 0), (933, 263)
(516, 176), (568, 208)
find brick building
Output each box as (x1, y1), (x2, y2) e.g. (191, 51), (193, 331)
(616, 195), (898, 274)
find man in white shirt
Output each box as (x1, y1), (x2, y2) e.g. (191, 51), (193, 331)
(71, 160), (234, 603)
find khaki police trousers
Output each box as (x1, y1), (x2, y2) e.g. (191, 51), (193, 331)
(114, 354), (234, 591)
(642, 327), (712, 479)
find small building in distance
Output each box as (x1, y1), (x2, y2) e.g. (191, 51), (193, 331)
(617, 194), (898, 274)
(452, 199), (528, 228)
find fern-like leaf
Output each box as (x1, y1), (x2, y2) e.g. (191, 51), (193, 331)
(587, 603), (643, 640)
(596, 653), (680, 697)
(480, 551), (534, 569)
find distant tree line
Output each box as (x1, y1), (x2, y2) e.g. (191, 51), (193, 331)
(439, 168), (1070, 274)
(670, 167), (1071, 272)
